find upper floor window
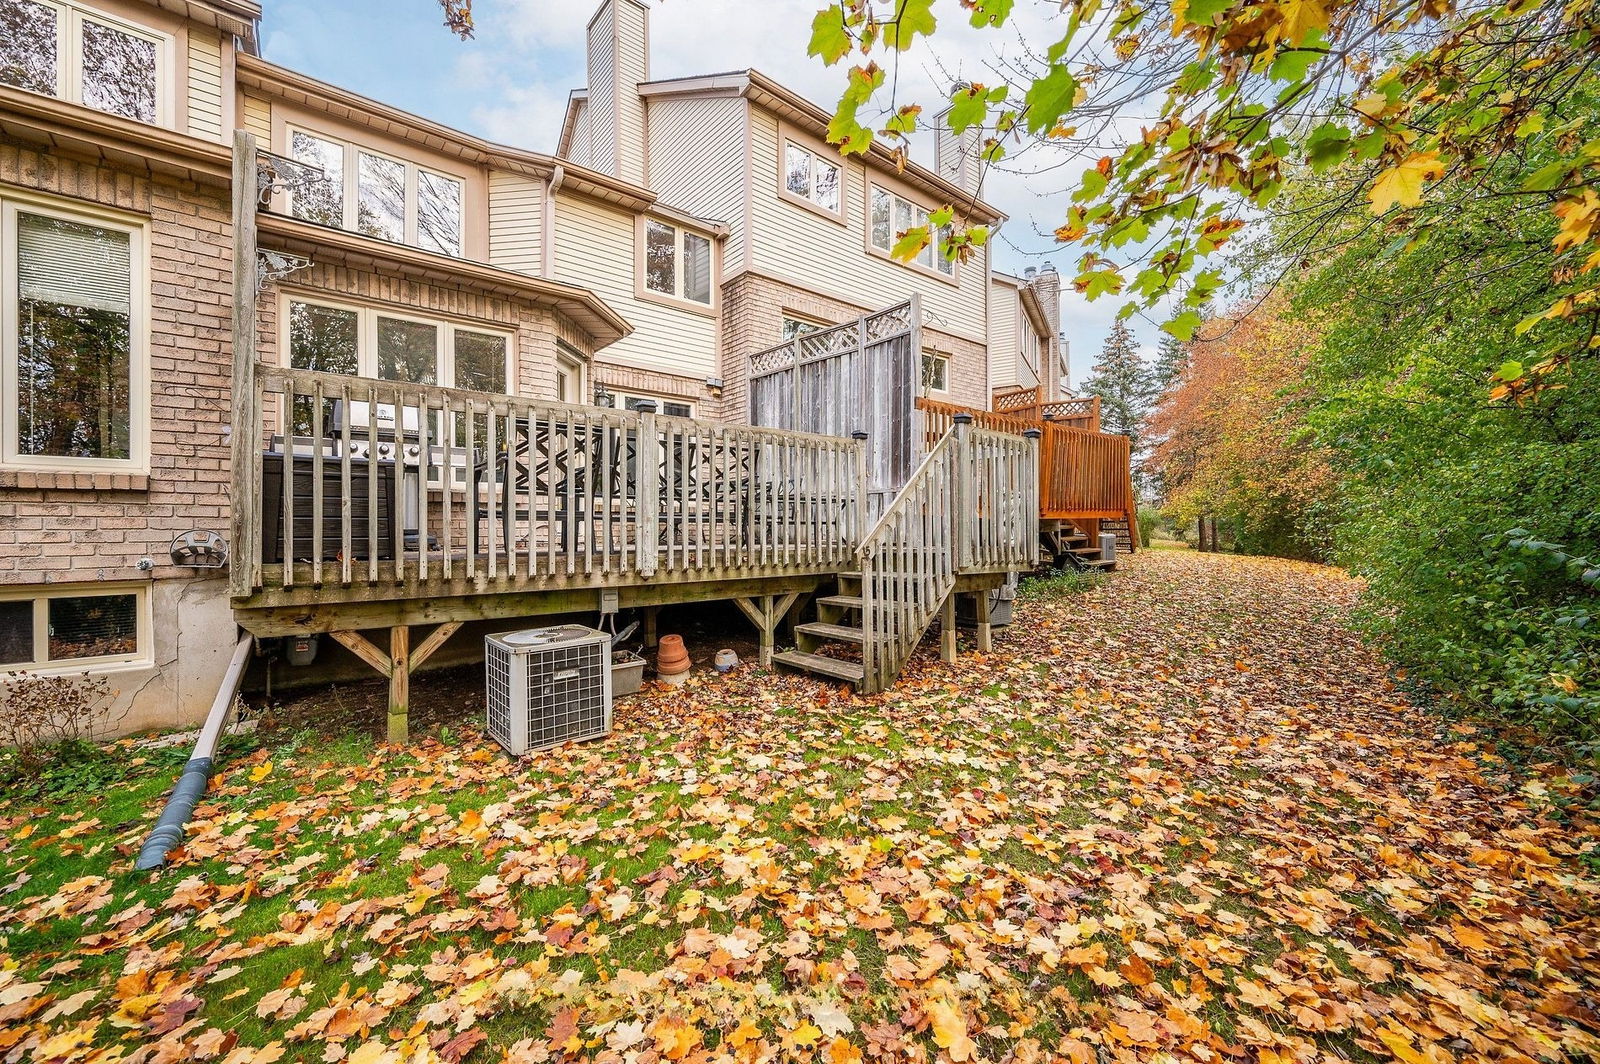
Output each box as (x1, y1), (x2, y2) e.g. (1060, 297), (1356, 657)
(2, 194), (148, 473)
(286, 129), (464, 257)
(782, 141), (842, 216)
(870, 187), (955, 278)
(642, 220), (713, 307)
(0, 0), (169, 126)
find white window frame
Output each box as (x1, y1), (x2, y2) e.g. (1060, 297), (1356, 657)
(781, 314), (828, 341)
(868, 185), (957, 281)
(922, 351), (950, 395)
(284, 127), (465, 257)
(279, 293), (513, 393)
(1, 0), (174, 127)
(637, 217), (716, 311)
(0, 582), (152, 676)
(611, 390), (695, 418)
(0, 190), (150, 474)
(779, 139), (844, 221)
(555, 345), (585, 405)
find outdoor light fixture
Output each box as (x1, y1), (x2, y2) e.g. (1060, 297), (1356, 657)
(593, 384), (615, 408)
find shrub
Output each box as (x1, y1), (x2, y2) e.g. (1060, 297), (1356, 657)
(0, 673), (121, 775)
(1136, 506), (1161, 548)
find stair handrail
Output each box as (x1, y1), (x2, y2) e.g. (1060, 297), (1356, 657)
(856, 426), (962, 693)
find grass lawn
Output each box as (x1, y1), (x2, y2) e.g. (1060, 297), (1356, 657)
(3, 551), (1598, 1064)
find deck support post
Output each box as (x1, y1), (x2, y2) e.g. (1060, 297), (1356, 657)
(734, 592), (800, 667)
(643, 606), (659, 648)
(389, 626), (410, 744)
(973, 590), (992, 653)
(940, 592), (957, 664)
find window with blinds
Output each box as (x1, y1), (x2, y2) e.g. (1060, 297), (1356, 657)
(0, 586), (146, 673)
(5, 202), (143, 469)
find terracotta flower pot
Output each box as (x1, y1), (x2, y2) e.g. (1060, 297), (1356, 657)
(656, 634), (691, 676)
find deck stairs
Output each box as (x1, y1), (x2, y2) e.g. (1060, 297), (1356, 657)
(774, 571), (869, 685)
(1102, 517), (1136, 553)
(1043, 524), (1115, 572)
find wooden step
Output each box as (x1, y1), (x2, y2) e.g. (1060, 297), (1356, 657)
(1068, 545), (1104, 555)
(817, 594), (863, 610)
(772, 650), (865, 684)
(1079, 558), (1115, 570)
(795, 621), (865, 644)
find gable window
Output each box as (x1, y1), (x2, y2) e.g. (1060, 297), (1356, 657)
(782, 141), (842, 216)
(641, 219), (713, 307)
(0, 0), (169, 125)
(870, 186), (955, 277)
(2, 195), (147, 472)
(0, 584), (149, 674)
(922, 352), (949, 393)
(286, 129), (464, 257)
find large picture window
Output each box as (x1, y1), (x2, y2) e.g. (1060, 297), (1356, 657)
(0, 0), (169, 125)
(285, 297), (509, 392)
(870, 186), (956, 278)
(640, 219), (714, 307)
(2, 195), (147, 472)
(286, 129), (465, 257)
(0, 584), (149, 674)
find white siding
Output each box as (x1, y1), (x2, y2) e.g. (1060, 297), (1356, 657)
(488, 171), (544, 276)
(567, 99), (594, 170)
(185, 29), (224, 141)
(646, 95), (746, 263)
(612, 0), (648, 185)
(553, 191), (718, 380)
(746, 108), (987, 343)
(989, 279), (1020, 390)
(240, 91), (271, 141)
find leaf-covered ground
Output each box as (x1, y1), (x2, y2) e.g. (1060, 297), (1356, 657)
(4, 551), (1599, 1064)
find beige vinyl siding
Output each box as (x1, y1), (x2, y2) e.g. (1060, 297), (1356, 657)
(612, 0), (648, 185)
(646, 95), (746, 265)
(488, 171), (543, 276)
(586, 22), (616, 174)
(185, 29), (224, 141)
(746, 108), (987, 343)
(988, 279), (1021, 390)
(567, 99), (594, 170)
(553, 191), (717, 379)
(240, 91), (271, 141)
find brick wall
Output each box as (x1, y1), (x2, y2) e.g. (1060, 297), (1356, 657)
(719, 272), (988, 423)
(0, 143), (234, 584)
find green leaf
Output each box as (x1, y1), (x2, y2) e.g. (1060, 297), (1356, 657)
(1076, 268), (1124, 300)
(1024, 64), (1078, 134)
(1073, 167), (1108, 203)
(1494, 360), (1524, 382)
(1267, 45), (1320, 83)
(1523, 160), (1571, 192)
(966, 0), (1014, 28)
(1305, 122), (1350, 170)
(947, 85), (987, 134)
(890, 225), (931, 262)
(1162, 310), (1204, 342)
(1515, 111), (1545, 138)
(1185, 0), (1233, 24)
(929, 206), (955, 227)
(882, 0), (936, 50)
(966, 226), (989, 247)
(807, 5), (853, 66)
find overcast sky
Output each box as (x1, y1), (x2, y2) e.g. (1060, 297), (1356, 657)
(261, 0), (1169, 385)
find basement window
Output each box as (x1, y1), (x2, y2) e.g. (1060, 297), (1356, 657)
(0, 585), (149, 673)
(0, 0), (170, 126)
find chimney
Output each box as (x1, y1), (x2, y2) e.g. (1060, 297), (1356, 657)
(933, 93), (982, 196)
(1023, 266), (1037, 279)
(585, 0), (649, 185)
(1030, 265), (1064, 396)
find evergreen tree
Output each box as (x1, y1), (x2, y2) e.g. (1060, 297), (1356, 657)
(1082, 319), (1154, 445)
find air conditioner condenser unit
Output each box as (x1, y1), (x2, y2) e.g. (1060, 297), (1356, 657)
(485, 625), (613, 755)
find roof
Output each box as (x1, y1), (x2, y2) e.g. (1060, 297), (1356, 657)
(558, 68), (1007, 225)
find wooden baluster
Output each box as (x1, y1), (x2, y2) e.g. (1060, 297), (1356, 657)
(340, 381), (353, 587)
(486, 403), (499, 580)
(418, 393), (429, 585)
(281, 380), (294, 591)
(366, 383), (379, 583)
(311, 378), (324, 587)
(564, 407), (577, 577)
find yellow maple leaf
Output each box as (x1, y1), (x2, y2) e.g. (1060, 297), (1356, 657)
(1369, 152), (1445, 214)
(826, 1038), (864, 1064)
(925, 1000), (975, 1062)
(1275, 0), (1329, 44)
(1553, 189), (1600, 254)
(248, 761), (272, 783)
(789, 1022), (823, 1048)
(1375, 1023), (1434, 1064)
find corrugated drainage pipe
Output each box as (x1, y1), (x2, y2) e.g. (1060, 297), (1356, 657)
(135, 632), (253, 871)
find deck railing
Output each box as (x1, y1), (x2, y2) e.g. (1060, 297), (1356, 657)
(233, 366), (865, 601)
(918, 398), (1132, 522)
(858, 420), (1038, 693)
(991, 387), (1101, 431)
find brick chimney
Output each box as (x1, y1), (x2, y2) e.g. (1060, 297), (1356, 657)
(933, 99), (982, 196)
(585, 0), (649, 185)
(1030, 264), (1064, 396)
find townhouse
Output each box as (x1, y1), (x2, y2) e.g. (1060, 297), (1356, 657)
(0, 0), (1080, 735)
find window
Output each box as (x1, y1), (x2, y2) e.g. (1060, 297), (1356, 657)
(782, 141), (842, 215)
(922, 352), (949, 393)
(284, 297), (510, 394)
(781, 315), (826, 342)
(870, 186), (956, 277)
(0, 585), (148, 673)
(0, 0), (168, 125)
(615, 392), (694, 418)
(640, 219), (714, 306)
(2, 195), (147, 472)
(555, 345), (583, 405)
(286, 129), (465, 257)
